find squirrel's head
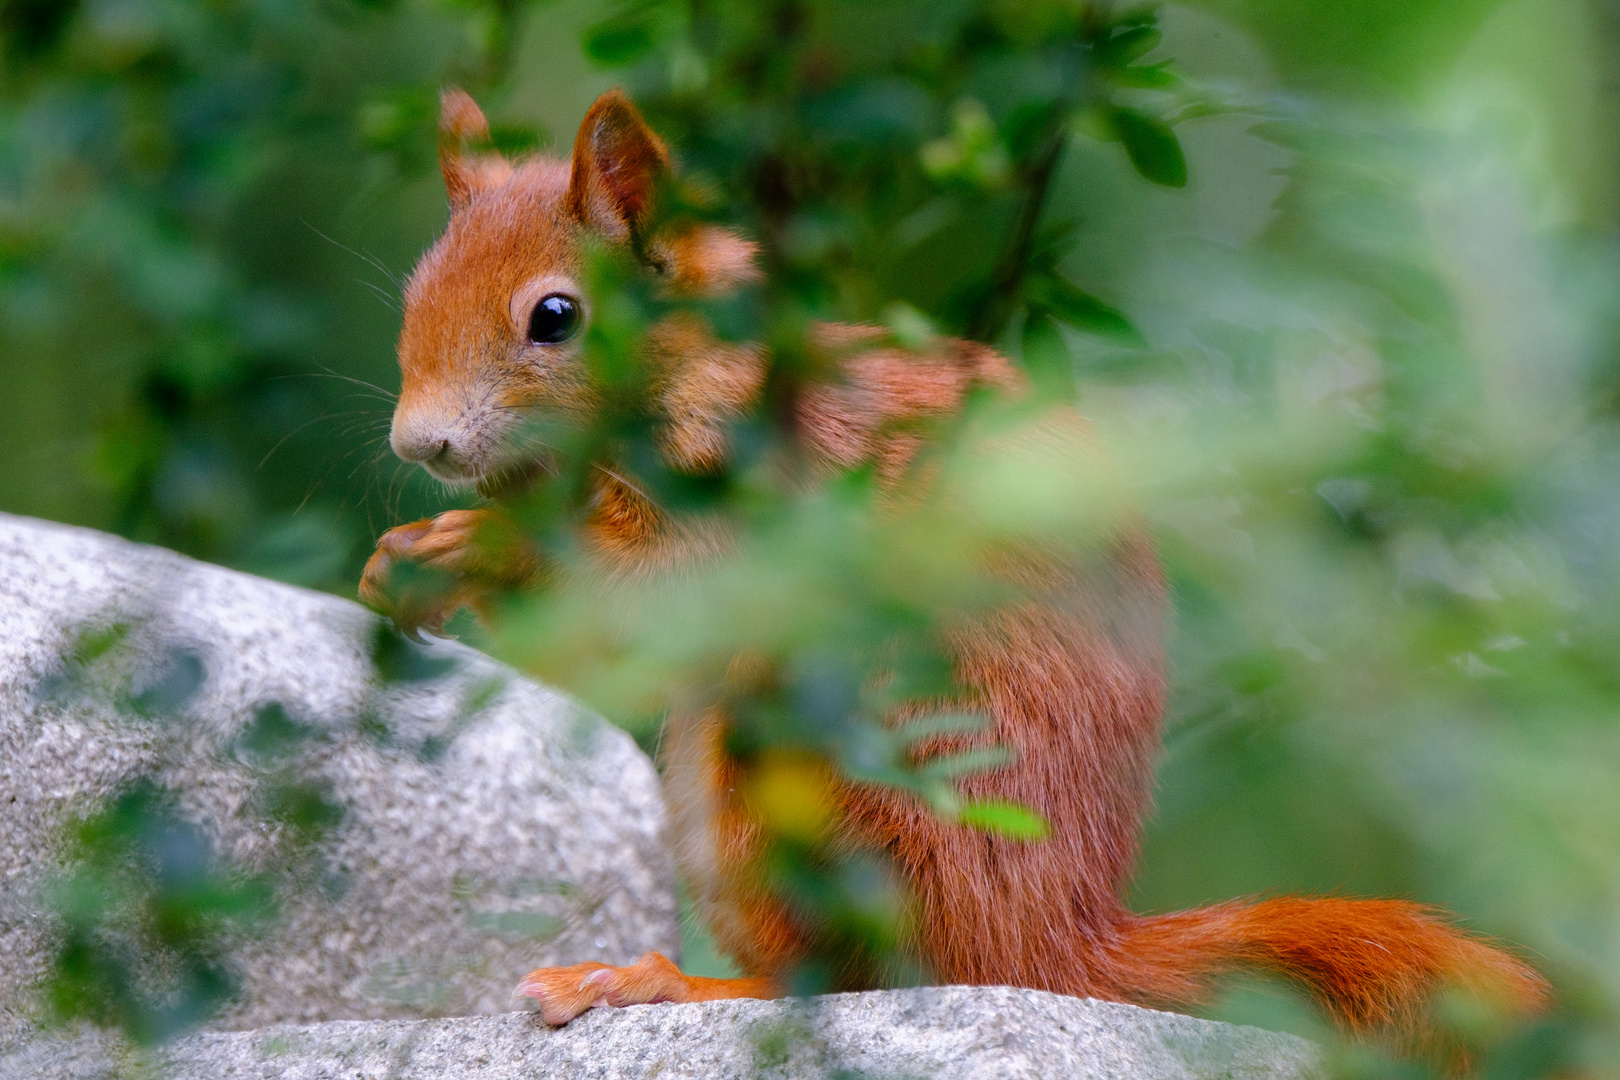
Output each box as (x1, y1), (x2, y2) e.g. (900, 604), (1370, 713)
(389, 88), (757, 489)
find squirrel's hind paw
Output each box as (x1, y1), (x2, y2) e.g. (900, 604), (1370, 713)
(514, 952), (775, 1026)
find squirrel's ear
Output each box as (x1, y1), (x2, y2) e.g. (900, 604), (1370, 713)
(565, 89), (669, 241)
(439, 87), (511, 212)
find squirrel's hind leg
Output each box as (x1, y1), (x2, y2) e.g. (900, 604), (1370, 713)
(515, 952), (777, 1025)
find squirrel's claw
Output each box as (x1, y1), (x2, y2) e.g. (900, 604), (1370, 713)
(360, 509), (536, 637)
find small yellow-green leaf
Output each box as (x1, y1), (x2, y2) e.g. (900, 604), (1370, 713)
(958, 798), (1051, 840)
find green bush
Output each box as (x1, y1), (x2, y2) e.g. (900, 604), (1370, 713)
(4, 0), (1618, 1074)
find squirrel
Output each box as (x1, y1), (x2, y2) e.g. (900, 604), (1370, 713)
(359, 86), (1549, 1044)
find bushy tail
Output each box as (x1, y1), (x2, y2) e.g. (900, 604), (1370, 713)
(1111, 896), (1549, 1034)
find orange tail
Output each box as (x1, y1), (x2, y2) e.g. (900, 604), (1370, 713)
(1111, 896), (1549, 1034)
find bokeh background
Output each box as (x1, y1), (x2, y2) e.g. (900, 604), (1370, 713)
(3, 0), (1618, 1075)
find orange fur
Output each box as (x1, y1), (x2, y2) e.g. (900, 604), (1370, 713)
(649, 224), (763, 295)
(646, 314), (766, 473)
(363, 87), (1551, 1041)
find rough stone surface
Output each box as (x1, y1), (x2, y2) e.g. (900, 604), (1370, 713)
(0, 987), (1322, 1080)
(0, 513), (677, 1034)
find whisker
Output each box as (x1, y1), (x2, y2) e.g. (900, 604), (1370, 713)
(294, 435), (378, 500)
(356, 278), (403, 313)
(260, 416), (339, 469)
(387, 458), (415, 523)
(303, 220), (406, 289)
(592, 462), (655, 506)
(267, 371), (399, 405)
(261, 407), (394, 470)
(352, 443), (396, 484)
(359, 246), (406, 288)
(315, 365), (399, 401)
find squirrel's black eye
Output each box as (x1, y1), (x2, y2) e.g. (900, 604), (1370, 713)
(527, 294), (580, 345)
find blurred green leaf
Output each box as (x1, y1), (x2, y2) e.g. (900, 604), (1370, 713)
(1110, 106), (1187, 188)
(897, 712), (989, 745)
(1028, 273), (1144, 347)
(370, 622), (458, 684)
(262, 779), (344, 843)
(1099, 25), (1162, 67)
(43, 779), (276, 1045)
(957, 799), (1051, 841)
(127, 650), (206, 718)
(1021, 309), (1076, 398)
(0, 0), (80, 65)
(919, 746), (1014, 781)
(584, 16), (657, 66)
(235, 703), (319, 763)
(1114, 61), (1181, 89)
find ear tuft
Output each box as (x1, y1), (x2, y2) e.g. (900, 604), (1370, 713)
(440, 87), (491, 146)
(566, 89), (670, 241)
(439, 87), (511, 212)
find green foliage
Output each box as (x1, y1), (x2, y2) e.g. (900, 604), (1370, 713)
(1107, 105), (1186, 187)
(453, 0), (1198, 997)
(33, 626), (364, 1044)
(0, 0), (549, 588)
(4, 0), (1619, 1074)
(566, 0), (1192, 349)
(42, 779), (275, 1045)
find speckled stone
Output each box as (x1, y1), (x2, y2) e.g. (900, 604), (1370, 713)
(0, 512), (677, 1035)
(0, 986), (1323, 1079)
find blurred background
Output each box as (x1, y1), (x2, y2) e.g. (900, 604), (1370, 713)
(2, 0), (1618, 1075)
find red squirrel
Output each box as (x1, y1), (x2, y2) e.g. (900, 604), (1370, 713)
(359, 86), (1549, 1039)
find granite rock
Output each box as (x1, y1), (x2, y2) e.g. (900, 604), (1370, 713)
(0, 986), (1322, 1080)
(0, 513), (678, 1034)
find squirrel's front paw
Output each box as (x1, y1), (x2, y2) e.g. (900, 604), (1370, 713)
(359, 509), (538, 638)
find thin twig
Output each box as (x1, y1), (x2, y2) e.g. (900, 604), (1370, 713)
(968, 5), (1112, 343)
(967, 121), (1069, 343)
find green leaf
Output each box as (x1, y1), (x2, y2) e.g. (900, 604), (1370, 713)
(883, 301), (938, 351)
(958, 799), (1051, 840)
(1247, 119), (1308, 149)
(897, 711), (988, 745)
(1020, 310), (1075, 400)
(1115, 61), (1180, 89)
(584, 17), (656, 67)
(920, 746), (1014, 781)
(1033, 275), (1145, 345)
(1111, 106), (1187, 188)
(1100, 25), (1161, 66)
(1113, 4), (1161, 29)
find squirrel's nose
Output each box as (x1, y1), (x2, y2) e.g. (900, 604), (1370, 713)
(389, 403), (491, 483)
(389, 418), (453, 465)
(392, 434), (449, 465)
